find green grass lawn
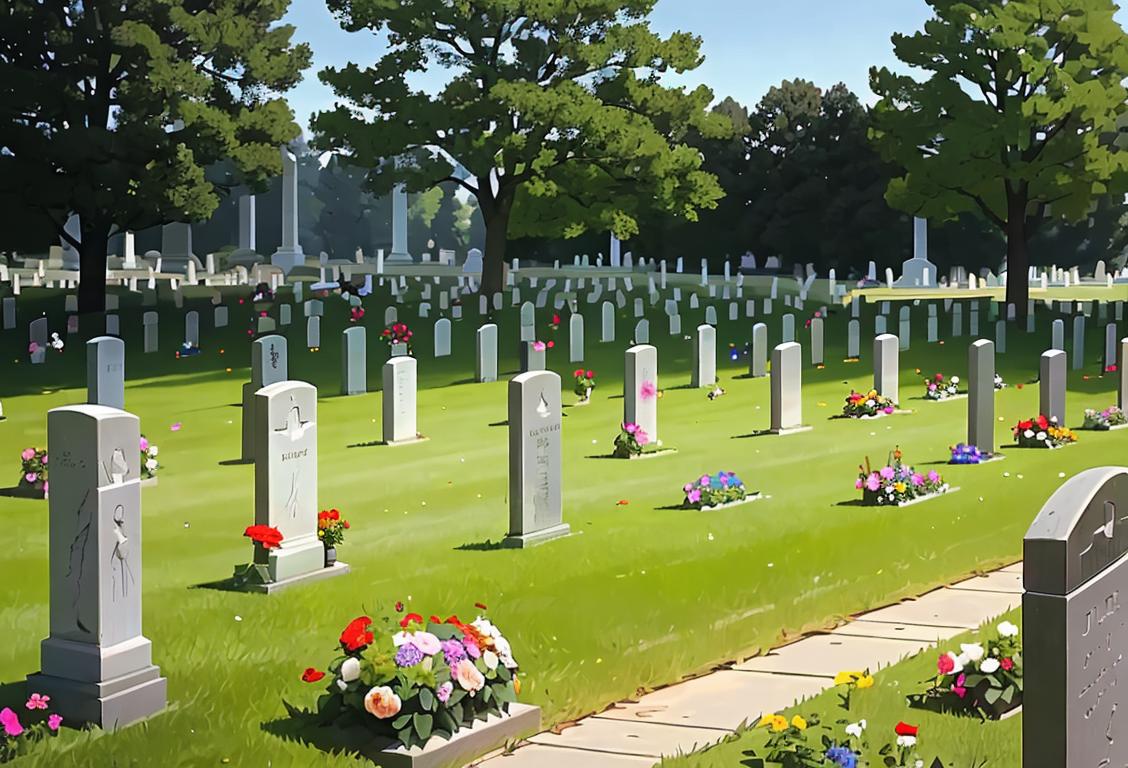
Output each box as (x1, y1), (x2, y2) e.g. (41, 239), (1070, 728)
(0, 287), (1115, 766)
(660, 610), (1023, 768)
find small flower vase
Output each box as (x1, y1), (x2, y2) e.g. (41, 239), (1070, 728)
(390, 343), (408, 358)
(584, 387), (592, 402)
(324, 546), (337, 568)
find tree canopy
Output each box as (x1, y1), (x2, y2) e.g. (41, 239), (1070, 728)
(0, 0), (310, 312)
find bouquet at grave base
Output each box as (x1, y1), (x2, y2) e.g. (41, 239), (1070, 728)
(949, 443), (983, 465)
(572, 369), (595, 399)
(842, 389), (895, 418)
(317, 509), (350, 547)
(177, 342), (201, 358)
(250, 282), (274, 304)
(909, 621), (1022, 720)
(682, 470), (747, 509)
(381, 322), (414, 353)
(139, 436), (160, 479)
(1083, 406), (1127, 430)
(751, 714), (941, 768)
(234, 525), (285, 585)
(1013, 415), (1076, 448)
(923, 373), (960, 400)
(994, 373), (1007, 390)
(299, 610), (521, 750)
(18, 448), (47, 495)
(612, 422), (651, 458)
(856, 448), (948, 505)
(0, 694), (64, 763)
(349, 307), (365, 324)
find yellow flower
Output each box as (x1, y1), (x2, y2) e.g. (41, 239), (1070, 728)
(513, 675), (521, 696)
(791, 715), (807, 730)
(759, 714), (789, 732)
(834, 671), (862, 686)
(856, 675), (875, 689)
(894, 482), (906, 493)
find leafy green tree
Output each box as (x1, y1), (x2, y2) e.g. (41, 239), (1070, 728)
(312, 0), (730, 294)
(870, 0), (1128, 313)
(0, 1), (310, 312)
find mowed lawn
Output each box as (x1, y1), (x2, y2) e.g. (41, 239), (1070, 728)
(0, 289), (1119, 766)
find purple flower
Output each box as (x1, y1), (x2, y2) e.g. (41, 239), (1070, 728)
(865, 473), (881, 492)
(462, 638), (481, 659)
(879, 466), (895, 480)
(911, 473), (924, 486)
(441, 639), (467, 667)
(927, 470), (941, 483)
(395, 643), (424, 668)
(436, 681), (454, 703)
(687, 488), (702, 504)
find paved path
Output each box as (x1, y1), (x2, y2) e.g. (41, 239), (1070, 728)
(475, 563), (1023, 767)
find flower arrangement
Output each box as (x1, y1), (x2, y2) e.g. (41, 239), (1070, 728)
(994, 373), (1006, 390)
(349, 307), (366, 324)
(923, 373), (960, 400)
(573, 369), (595, 400)
(754, 713), (932, 768)
(682, 471), (747, 509)
(19, 448), (47, 495)
(1013, 415), (1076, 448)
(910, 620), (1022, 720)
(302, 609), (520, 751)
(0, 694), (63, 763)
(381, 322), (414, 354)
(177, 341), (201, 358)
(1083, 406), (1127, 430)
(250, 282), (274, 304)
(140, 435), (159, 479)
(949, 443), (983, 465)
(842, 389), (895, 418)
(613, 422), (651, 458)
(244, 525), (283, 551)
(318, 509), (350, 548)
(856, 448), (948, 506)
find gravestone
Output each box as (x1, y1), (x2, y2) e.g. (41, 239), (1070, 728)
(279, 304), (292, 326)
(970, 302), (980, 337)
(519, 302), (535, 342)
(927, 304), (938, 343)
(214, 305), (228, 329)
(750, 323), (768, 378)
(632, 318), (649, 344)
(898, 306), (911, 350)
(29, 317), (48, 363)
(692, 324), (716, 388)
(476, 324), (498, 383)
(341, 326), (366, 396)
(306, 315), (320, 349)
(770, 342), (804, 433)
(106, 314), (120, 337)
(1104, 323), (1117, 371)
(87, 336), (125, 410)
(995, 319), (1007, 354)
(781, 313), (795, 343)
(1073, 316), (1086, 370)
(968, 339), (996, 454)
(601, 301), (615, 342)
(873, 334), (899, 404)
(809, 316), (824, 365)
(504, 371), (569, 548)
(874, 315), (887, 335)
(433, 317), (451, 358)
(382, 357), (418, 444)
(185, 311), (199, 347)
(1022, 467), (1128, 767)
(28, 405), (167, 730)
(952, 303), (963, 337)
(142, 312), (158, 354)
(669, 314), (681, 336)
(704, 305), (717, 326)
(241, 335), (288, 462)
(251, 381), (333, 585)
(1040, 350), (1067, 425)
(1052, 319), (1065, 351)
(847, 319), (860, 359)
(384, 306), (398, 326)
(2, 297), (14, 330)
(569, 314), (584, 362)
(625, 345), (659, 442)
(519, 341), (546, 373)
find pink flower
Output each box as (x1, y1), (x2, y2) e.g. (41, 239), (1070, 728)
(687, 488), (702, 504)
(865, 473), (881, 492)
(640, 381), (657, 400)
(911, 473), (924, 486)
(636, 429), (650, 447)
(532, 341), (546, 352)
(927, 470), (940, 483)
(699, 475), (711, 486)
(41, 455), (46, 465)
(937, 654), (955, 675)
(25, 693), (49, 711)
(42, 481), (48, 495)
(624, 422), (638, 435)
(952, 673), (967, 699)
(855, 478), (864, 489)
(879, 466), (895, 480)
(20, 448), (34, 462)
(47, 714), (62, 732)
(0, 708), (23, 737)
(140, 437), (149, 452)
(27, 342), (38, 354)
(883, 406), (894, 414)
(170, 422), (182, 432)
(683, 483), (694, 493)
(24, 472), (37, 483)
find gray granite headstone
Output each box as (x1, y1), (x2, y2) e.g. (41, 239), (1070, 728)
(927, 304), (938, 343)
(341, 326), (366, 396)
(384, 306), (398, 326)
(1040, 350), (1067, 425)
(1104, 323), (1117, 371)
(241, 335), (288, 462)
(214, 305), (228, 329)
(874, 314), (887, 336)
(569, 314), (584, 362)
(809, 316), (824, 366)
(770, 342), (803, 432)
(970, 302), (980, 337)
(873, 334), (899, 403)
(705, 305), (717, 326)
(279, 304), (292, 326)
(898, 306), (911, 350)
(846, 319), (860, 359)
(1072, 315), (1086, 370)
(692, 324), (716, 388)
(504, 371), (569, 548)
(306, 316), (320, 349)
(1052, 318), (1065, 351)
(2, 297), (14, 330)
(995, 319), (1007, 354)
(105, 314), (120, 337)
(433, 317), (451, 358)
(634, 318), (649, 344)
(968, 339), (995, 454)
(184, 311), (199, 347)
(750, 323), (768, 377)
(142, 312), (158, 354)
(87, 336), (125, 410)
(625, 345), (658, 442)
(476, 324), (498, 383)
(253, 381), (323, 581)
(952, 303), (963, 337)
(781, 313), (795, 343)
(601, 301), (615, 343)
(1023, 467), (1128, 767)
(519, 302), (535, 342)
(668, 313), (681, 336)
(382, 356), (418, 443)
(28, 405), (167, 730)
(29, 317), (48, 363)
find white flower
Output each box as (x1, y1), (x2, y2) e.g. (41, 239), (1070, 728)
(341, 657), (360, 682)
(865, 399), (876, 408)
(950, 376), (960, 384)
(472, 617), (500, 639)
(897, 735), (917, 748)
(148, 446), (159, 457)
(1035, 431), (1047, 441)
(336, 679), (347, 692)
(961, 643), (985, 662)
(980, 658), (1001, 674)
(915, 761), (924, 768)
(945, 651), (964, 675)
(145, 458), (158, 471)
(997, 621), (1019, 638)
(483, 650), (499, 671)
(955, 652), (970, 669)
(493, 636), (518, 669)
(1024, 429), (1035, 439)
(392, 631), (410, 647)
(845, 719), (867, 738)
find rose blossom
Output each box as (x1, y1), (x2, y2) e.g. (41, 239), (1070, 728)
(363, 686), (402, 719)
(937, 653), (955, 675)
(454, 659), (485, 694)
(47, 714), (62, 732)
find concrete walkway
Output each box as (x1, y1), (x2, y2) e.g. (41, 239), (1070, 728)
(476, 563), (1023, 767)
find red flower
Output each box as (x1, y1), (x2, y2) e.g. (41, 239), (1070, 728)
(395, 601), (404, 612)
(244, 525), (283, 550)
(894, 721), (919, 737)
(552, 313), (561, 325)
(301, 668), (325, 683)
(1017, 420), (1034, 431)
(547, 340), (555, 349)
(1036, 414), (1049, 430)
(574, 369), (584, 378)
(342, 520), (350, 529)
(934, 373), (944, 381)
(586, 370), (593, 378)
(474, 602), (488, 611)
(937, 653), (955, 675)
(399, 612), (424, 629)
(339, 616), (374, 651)
(1001, 657), (1014, 671)
(1016, 383), (1024, 390)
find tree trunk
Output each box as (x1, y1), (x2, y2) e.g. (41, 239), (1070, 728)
(479, 204), (510, 297)
(77, 228), (109, 315)
(1004, 192), (1030, 319)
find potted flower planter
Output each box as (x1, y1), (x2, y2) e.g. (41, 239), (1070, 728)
(390, 343), (409, 357)
(325, 546), (337, 568)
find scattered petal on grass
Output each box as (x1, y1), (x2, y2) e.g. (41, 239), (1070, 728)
(170, 422), (182, 431)
(707, 533), (714, 541)
(616, 500), (629, 506)
(234, 616), (242, 622)
(1059, 472), (1067, 478)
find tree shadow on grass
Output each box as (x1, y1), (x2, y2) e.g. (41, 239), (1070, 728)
(261, 703), (391, 762)
(0, 680), (28, 711)
(455, 539), (508, 552)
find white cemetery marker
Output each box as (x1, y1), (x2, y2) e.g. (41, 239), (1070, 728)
(873, 334), (899, 404)
(503, 371), (569, 548)
(87, 336), (126, 410)
(1040, 350), (1067, 425)
(341, 327), (367, 396)
(433, 318), (452, 358)
(476, 324), (498, 383)
(569, 314), (584, 363)
(29, 405), (167, 730)
(185, 311), (199, 347)
(968, 340), (996, 454)
(624, 345), (658, 441)
(519, 301), (535, 342)
(29, 317), (48, 363)
(306, 316), (320, 349)
(995, 319), (1007, 354)
(382, 357), (419, 444)
(1072, 316), (1086, 370)
(1104, 324), (1118, 372)
(898, 306), (911, 350)
(669, 314), (682, 336)
(691, 324), (716, 388)
(846, 319), (860, 359)
(770, 342), (805, 433)
(242, 335), (289, 462)
(705, 305), (717, 326)
(601, 301), (615, 343)
(809, 316), (824, 366)
(634, 318), (650, 344)
(781, 313), (796, 343)
(214, 305), (228, 328)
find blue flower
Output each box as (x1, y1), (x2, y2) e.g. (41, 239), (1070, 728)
(825, 745), (857, 768)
